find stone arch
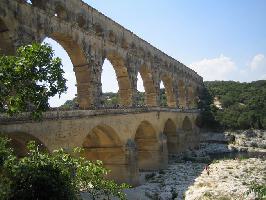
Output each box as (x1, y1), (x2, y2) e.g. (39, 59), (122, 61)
(163, 119), (179, 154)
(41, 32), (91, 109)
(0, 18), (15, 55)
(1, 132), (47, 157)
(139, 64), (157, 106)
(54, 3), (67, 19)
(135, 121), (162, 170)
(178, 79), (186, 108)
(82, 124), (126, 182)
(105, 52), (132, 106)
(182, 116), (196, 148)
(182, 116), (192, 131)
(77, 15), (86, 28)
(94, 23), (104, 37)
(187, 83), (196, 108)
(161, 74), (176, 107)
(195, 115), (203, 128)
(83, 124), (122, 148)
(194, 85), (200, 108)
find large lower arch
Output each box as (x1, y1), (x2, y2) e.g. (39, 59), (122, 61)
(182, 116), (197, 149)
(82, 125), (136, 183)
(139, 64), (157, 106)
(161, 74), (176, 107)
(135, 121), (167, 170)
(1, 132), (47, 157)
(163, 119), (179, 154)
(0, 18), (15, 55)
(41, 32), (92, 109)
(105, 52), (132, 106)
(178, 80), (186, 108)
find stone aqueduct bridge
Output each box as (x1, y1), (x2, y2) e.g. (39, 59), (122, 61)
(0, 0), (204, 185)
(0, 109), (200, 185)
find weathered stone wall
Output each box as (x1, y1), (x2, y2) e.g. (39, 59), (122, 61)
(0, 0), (203, 109)
(0, 109), (200, 185)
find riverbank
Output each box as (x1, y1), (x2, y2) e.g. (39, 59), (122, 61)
(125, 158), (265, 200)
(125, 130), (266, 200)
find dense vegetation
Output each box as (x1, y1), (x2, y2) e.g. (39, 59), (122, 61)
(0, 43), (67, 118)
(199, 80), (266, 130)
(0, 136), (129, 200)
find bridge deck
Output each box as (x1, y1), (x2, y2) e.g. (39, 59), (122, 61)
(0, 108), (200, 124)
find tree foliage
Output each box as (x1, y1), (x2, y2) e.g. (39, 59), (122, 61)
(247, 181), (266, 200)
(201, 80), (266, 130)
(0, 43), (67, 118)
(0, 136), (129, 200)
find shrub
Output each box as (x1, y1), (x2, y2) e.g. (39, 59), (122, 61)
(0, 43), (67, 118)
(0, 137), (129, 200)
(247, 181), (266, 200)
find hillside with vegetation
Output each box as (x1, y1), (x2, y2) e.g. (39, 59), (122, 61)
(60, 80), (266, 130)
(200, 80), (266, 130)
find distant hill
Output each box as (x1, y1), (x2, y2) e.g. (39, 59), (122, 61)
(199, 80), (266, 130)
(60, 80), (266, 130)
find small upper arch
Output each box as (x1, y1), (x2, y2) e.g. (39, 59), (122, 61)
(54, 3), (67, 19)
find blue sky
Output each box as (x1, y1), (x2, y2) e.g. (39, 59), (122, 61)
(47, 0), (266, 106)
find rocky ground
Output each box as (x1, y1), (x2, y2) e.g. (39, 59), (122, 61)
(125, 130), (266, 200)
(125, 158), (265, 200)
(185, 158), (265, 200)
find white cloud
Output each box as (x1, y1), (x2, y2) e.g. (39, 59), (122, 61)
(189, 55), (236, 81)
(189, 54), (266, 82)
(250, 54), (266, 70)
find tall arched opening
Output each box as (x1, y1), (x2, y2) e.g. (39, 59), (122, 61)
(139, 65), (157, 106)
(178, 80), (186, 108)
(82, 125), (130, 183)
(0, 18), (15, 55)
(136, 72), (145, 106)
(163, 119), (179, 154)
(105, 52), (132, 106)
(135, 121), (166, 170)
(42, 33), (90, 109)
(160, 81), (167, 107)
(43, 38), (77, 108)
(101, 58), (119, 107)
(161, 75), (176, 107)
(188, 84), (196, 109)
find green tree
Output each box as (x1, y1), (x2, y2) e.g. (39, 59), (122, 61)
(0, 43), (67, 118)
(204, 80), (266, 130)
(0, 136), (129, 200)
